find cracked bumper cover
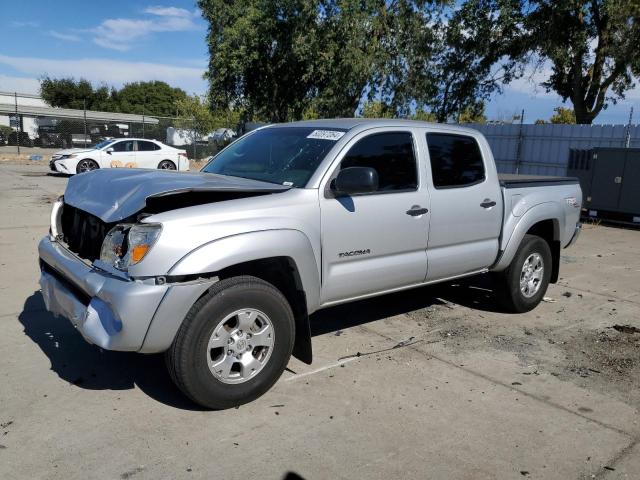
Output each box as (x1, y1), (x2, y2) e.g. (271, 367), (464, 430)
(38, 237), (216, 353)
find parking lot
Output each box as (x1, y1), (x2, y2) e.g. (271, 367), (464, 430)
(0, 162), (639, 480)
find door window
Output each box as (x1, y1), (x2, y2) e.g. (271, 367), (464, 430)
(112, 141), (135, 152)
(137, 141), (161, 151)
(426, 133), (485, 188)
(339, 132), (417, 192)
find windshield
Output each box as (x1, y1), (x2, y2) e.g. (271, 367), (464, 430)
(201, 127), (345, 187)
(95, 139), (115, 149)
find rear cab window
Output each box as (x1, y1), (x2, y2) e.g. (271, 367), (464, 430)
(426, 133), (485, 188)
(338, 131), (418, 193)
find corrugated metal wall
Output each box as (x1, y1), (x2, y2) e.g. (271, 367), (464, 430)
(468, 123), (640, 176)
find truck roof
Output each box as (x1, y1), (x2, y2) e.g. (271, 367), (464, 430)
(272, 118), (481, 135)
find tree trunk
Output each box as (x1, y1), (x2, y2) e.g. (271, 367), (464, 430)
(571, 95), (595, 124)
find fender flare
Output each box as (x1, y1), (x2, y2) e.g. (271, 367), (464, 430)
(168, 229), (320, 310)
(156, 229), (321, 363)
(492, 202), (563, 272)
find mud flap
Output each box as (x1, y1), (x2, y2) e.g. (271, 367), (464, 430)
(292, 313), (312, 364)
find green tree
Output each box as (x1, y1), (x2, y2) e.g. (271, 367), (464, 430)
(549, 106), (577, 124)
(414, 0), (523, 123)
(360, 101), (395, 119)
(114, 81), (187, 117)
(198, 0), (446, 121)
(457, 102), (487, 123)
(175, 95), (216, 139)
(176, 95), (241, 139)
(40, 77), (113, 111)
(40, 78), (187, 116)
(523, 0), (640, 124)
(411, 109), (438, 122)
(458, 0), (640, 124)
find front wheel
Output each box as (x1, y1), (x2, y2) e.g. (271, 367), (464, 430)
(76, 159), (99, 174)
(496, 234), (552, 313)
(166, 276), (295, 409)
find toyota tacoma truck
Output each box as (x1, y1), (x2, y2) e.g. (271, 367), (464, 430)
(38, 119), (582, 409)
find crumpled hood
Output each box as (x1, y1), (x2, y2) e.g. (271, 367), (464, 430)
(64, 168), (290, 222)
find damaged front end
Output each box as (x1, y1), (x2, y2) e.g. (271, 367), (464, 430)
(39, 168), (289, 352)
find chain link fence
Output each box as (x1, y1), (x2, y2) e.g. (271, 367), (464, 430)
(0, 92), (229, 164)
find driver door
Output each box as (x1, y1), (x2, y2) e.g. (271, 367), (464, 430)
(108, 140), (136, 168)
(319, 129), (430, 305)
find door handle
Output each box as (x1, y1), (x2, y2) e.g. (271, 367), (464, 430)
(480, 199), (496, 209)
(406, 205), (429, 216)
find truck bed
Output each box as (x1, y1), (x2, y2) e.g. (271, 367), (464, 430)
(499, 174), (579, 188)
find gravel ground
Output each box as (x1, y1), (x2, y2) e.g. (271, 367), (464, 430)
(0, 163), (639, 480)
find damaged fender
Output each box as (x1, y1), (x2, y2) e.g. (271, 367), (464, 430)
(140, 229), (321, 360)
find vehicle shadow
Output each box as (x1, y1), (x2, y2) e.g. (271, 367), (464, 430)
(18, 291), (205, 411)
(19, 274), (504, 410)
(309, 273), (506, 337)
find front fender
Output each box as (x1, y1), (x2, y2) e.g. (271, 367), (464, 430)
(168, 229), (321, 313)
(492, 202), (563, 271)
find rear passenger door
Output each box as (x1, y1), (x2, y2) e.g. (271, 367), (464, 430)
(319, 129), (429, 304)
(136, 140), (162, 169)
(424, 132), (502, 281)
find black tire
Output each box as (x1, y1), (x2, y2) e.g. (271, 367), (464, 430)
(496, 234), (552, 313)
(158, 160), (176, 170)
(166, 276), (295, 409)
(76, 159), (99, 174)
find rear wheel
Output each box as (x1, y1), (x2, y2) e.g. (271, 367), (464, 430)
(496, 234), (552, 313)
(166, 276), (295, 409)
(158, 160), (176, 170)
(76, 159), (99, 174)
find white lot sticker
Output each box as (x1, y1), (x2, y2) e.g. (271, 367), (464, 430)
(307, 129), (345, 141)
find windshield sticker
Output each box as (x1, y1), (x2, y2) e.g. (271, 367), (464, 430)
(307, 130), (345, 141)
(282, 181), (294, 186)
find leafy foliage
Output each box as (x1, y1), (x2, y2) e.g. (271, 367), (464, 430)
(549, 106), (577, 124)
(199, 0), (450, 121)
(459, 0), (640, 124)
(522, 0), (640, 124)
(457, 103), (488, 124)
(175, 95), (241, 138)
(361, 101), (395, 119)
(40, 78), (188, 117)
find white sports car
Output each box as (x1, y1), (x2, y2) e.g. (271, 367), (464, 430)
(49, 138), (189, 174)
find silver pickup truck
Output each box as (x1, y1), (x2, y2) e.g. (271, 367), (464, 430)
(38, 119), (582, 408)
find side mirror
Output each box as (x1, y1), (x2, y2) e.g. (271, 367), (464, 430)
(106, 147), (114, 154)
(332, 167), (379, 195)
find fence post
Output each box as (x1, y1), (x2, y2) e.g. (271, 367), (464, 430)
(193, 129), (197, 160)
(515, 109), (525, 174)
(142, 96), (146, 138)
(83, 98), (87, 148)
(624, 106), (634, 148)
(14, 92), (20, 155)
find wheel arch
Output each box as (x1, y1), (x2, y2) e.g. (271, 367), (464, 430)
(493, 202), (563, 283)
(75, 158), (99, 173)
(158, 159), (177, 169)
(142, 230), (320, 362)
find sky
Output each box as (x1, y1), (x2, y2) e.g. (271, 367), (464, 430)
(0, 1), (638, 125)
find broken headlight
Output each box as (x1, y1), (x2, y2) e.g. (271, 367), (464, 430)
(100, 223), (162, 270)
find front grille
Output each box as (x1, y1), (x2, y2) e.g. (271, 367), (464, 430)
(61, 204), (114, 261)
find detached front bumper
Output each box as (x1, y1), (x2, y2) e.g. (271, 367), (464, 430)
(38, 237), (216, 353)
